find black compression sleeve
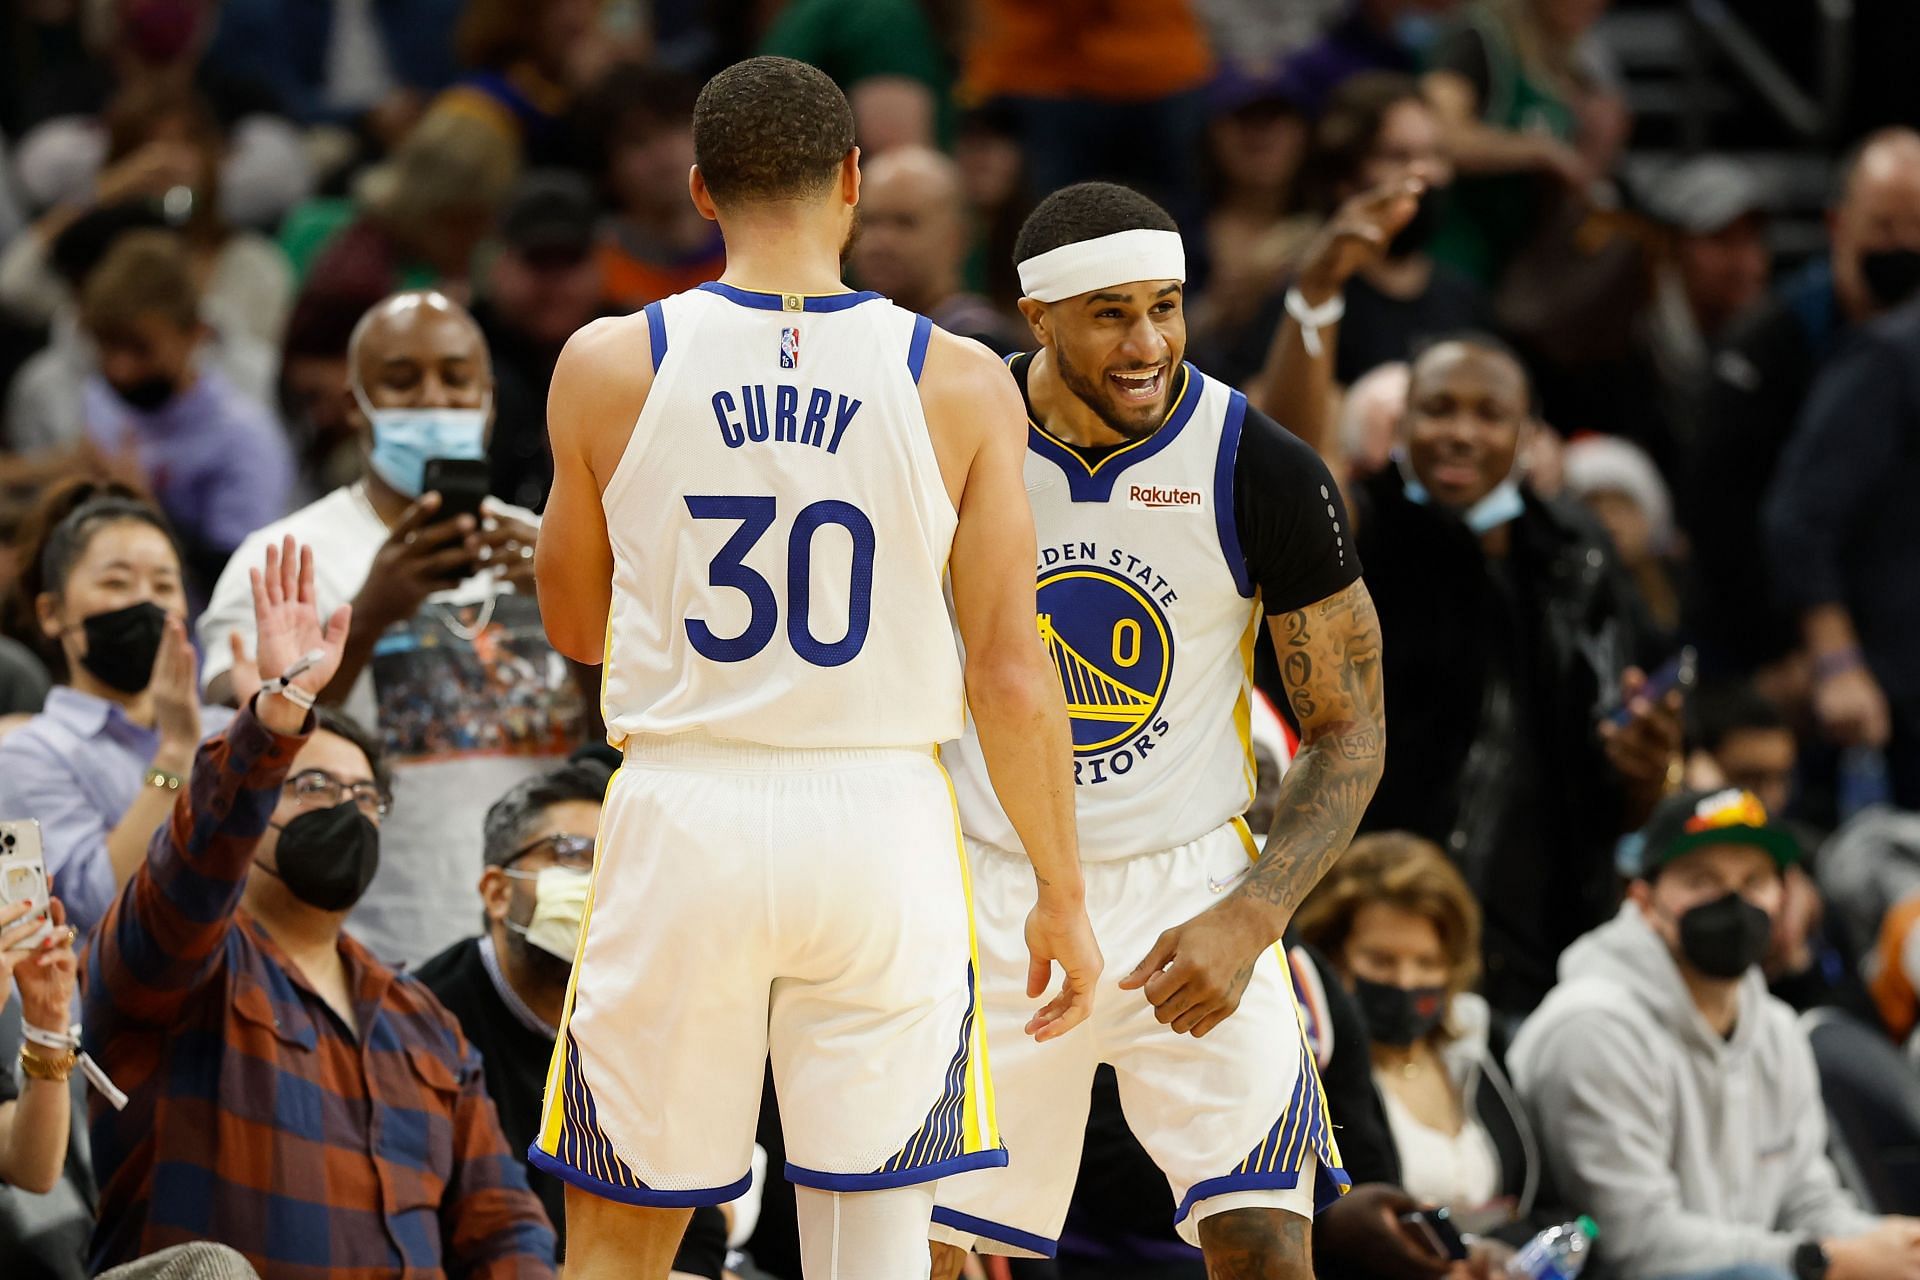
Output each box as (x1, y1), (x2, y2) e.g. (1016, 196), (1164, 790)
(1231, 407), (1363, 615)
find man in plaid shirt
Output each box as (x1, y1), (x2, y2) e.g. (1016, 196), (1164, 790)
(83, 535), (556, 1278)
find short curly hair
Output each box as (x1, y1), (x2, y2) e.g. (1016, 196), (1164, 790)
(1012, 182), (1178, 266)
(693, 57), (854, 206)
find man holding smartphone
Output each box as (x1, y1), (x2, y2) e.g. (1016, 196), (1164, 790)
(195, 290), (582, 970)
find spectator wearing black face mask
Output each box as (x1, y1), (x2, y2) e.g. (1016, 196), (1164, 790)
(84, 535), (554, 1275)
(67, 230), (293, 595)
(1297, 833), (1547, 1241)
(1509, 789), (1906, 1280)
(1681, 128), (1920, 699)
(0, 483), (208, 940)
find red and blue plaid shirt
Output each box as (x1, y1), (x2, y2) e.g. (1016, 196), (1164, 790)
(83, 703), (557, 1278)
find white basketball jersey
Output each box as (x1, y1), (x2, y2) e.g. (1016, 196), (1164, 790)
(945, 360), (1262, 861)
(599, 283), (963, 750)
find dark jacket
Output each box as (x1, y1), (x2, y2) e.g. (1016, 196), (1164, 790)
(1765, 293), (1920, 704)
(1680, 262), (1845, 678)
(1356, 466), (1662, 1015)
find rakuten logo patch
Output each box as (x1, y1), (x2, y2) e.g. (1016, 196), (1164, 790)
(1128, 484), (1205, 510)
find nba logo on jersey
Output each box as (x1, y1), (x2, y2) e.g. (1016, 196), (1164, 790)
(780, 326), (801, 368)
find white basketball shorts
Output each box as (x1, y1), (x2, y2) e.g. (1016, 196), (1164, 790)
(530, 735), (1003, 1204)
(930, 819), (1347, 1257)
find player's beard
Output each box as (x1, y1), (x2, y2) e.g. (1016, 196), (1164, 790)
(1054, 344), (1165, 442)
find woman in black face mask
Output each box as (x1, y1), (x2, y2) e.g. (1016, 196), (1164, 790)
(1297, 832), (1548, 1238)
(0, 482), (203, 939)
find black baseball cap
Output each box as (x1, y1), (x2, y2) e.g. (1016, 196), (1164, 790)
(1635, 788), (1800, 879)
(499, 171), (599, 260)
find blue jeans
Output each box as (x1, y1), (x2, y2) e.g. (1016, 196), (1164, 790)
(1655, 1267), (1794, 1280)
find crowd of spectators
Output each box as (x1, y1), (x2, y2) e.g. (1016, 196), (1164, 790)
(2, 1), (1920, 1279)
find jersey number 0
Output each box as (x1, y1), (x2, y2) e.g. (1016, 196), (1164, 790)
(684, 495), (877, 668)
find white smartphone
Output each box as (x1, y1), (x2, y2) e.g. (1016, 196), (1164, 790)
(0, 819), (53, 951)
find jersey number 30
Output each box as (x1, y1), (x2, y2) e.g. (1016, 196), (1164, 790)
(684, 495), (875, 668)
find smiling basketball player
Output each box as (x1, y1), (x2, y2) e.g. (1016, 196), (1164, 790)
(929, 182), (1388, 1279)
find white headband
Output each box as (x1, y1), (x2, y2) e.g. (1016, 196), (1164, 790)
(1017, 229), (1186, 303)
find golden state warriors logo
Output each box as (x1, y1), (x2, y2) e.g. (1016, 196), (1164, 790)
(1036, 565), (1173, 756)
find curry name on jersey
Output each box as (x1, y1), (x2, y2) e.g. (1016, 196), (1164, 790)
(598, 283), (964, 752)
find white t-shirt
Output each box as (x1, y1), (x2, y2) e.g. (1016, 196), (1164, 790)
(1376, 1071), (1503, 1217)
(198, 483), (581, 968)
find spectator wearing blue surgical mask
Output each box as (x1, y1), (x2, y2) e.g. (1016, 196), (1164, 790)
(193, 290), (588, 969)
(1343, 333), (1680, 1020)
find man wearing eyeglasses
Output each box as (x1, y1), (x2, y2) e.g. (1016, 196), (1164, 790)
(83, 536), (555, 1277)
(413, 761), (732, 1279)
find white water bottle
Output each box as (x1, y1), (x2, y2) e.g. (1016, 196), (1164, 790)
(1507, 1216), (1599, 1280)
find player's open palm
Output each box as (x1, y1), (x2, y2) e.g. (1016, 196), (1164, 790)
(1024, 901), (1102, 1042)
(250, 534), (352, 700)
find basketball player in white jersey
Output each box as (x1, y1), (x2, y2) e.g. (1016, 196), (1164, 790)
(928, 183), (1391, 1279)
(532, 57), (1102, 1280)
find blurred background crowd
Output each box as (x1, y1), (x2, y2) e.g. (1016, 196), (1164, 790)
(6, 0), (1920, 1278)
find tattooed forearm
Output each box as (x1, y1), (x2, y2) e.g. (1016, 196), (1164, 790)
(1236, 734), (1378, 915)
(1232, 580), (1384, 933)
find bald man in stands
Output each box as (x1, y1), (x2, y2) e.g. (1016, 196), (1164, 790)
(850, 145), (1023, 354)
(196, 289), (578, 971)
(1683, 127), (1920, 700)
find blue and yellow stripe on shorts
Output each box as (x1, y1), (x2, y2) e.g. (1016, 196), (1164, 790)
(527, 769), (752, 1205)
(1162, 818), (1354, 1227)
(787, 751), (1007, 1190)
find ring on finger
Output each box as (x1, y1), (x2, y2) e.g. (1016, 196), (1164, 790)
(65, 926), (76, 946)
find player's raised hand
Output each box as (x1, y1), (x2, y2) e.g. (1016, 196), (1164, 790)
(1024, 899), (1102, 1042)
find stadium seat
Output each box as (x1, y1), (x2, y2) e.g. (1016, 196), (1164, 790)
(1803, 1008), (1920, 1214)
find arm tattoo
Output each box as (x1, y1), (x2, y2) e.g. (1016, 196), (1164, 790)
(1236, 580), (1385, 930)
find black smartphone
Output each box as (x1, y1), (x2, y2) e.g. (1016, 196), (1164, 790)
(421, 458), (491, 525)
(1399, 1207), (1469, 1262)
(1605, 644), (1698, 728)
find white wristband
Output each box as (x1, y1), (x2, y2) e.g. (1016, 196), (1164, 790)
(23, 1022), (128, 1110)
(1284, 286), (1346, 359)
(276, 684), (316, 711)
(259, 648), (325, 711)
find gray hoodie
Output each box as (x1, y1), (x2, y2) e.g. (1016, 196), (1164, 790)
(1507, 904), (1876, 1279)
